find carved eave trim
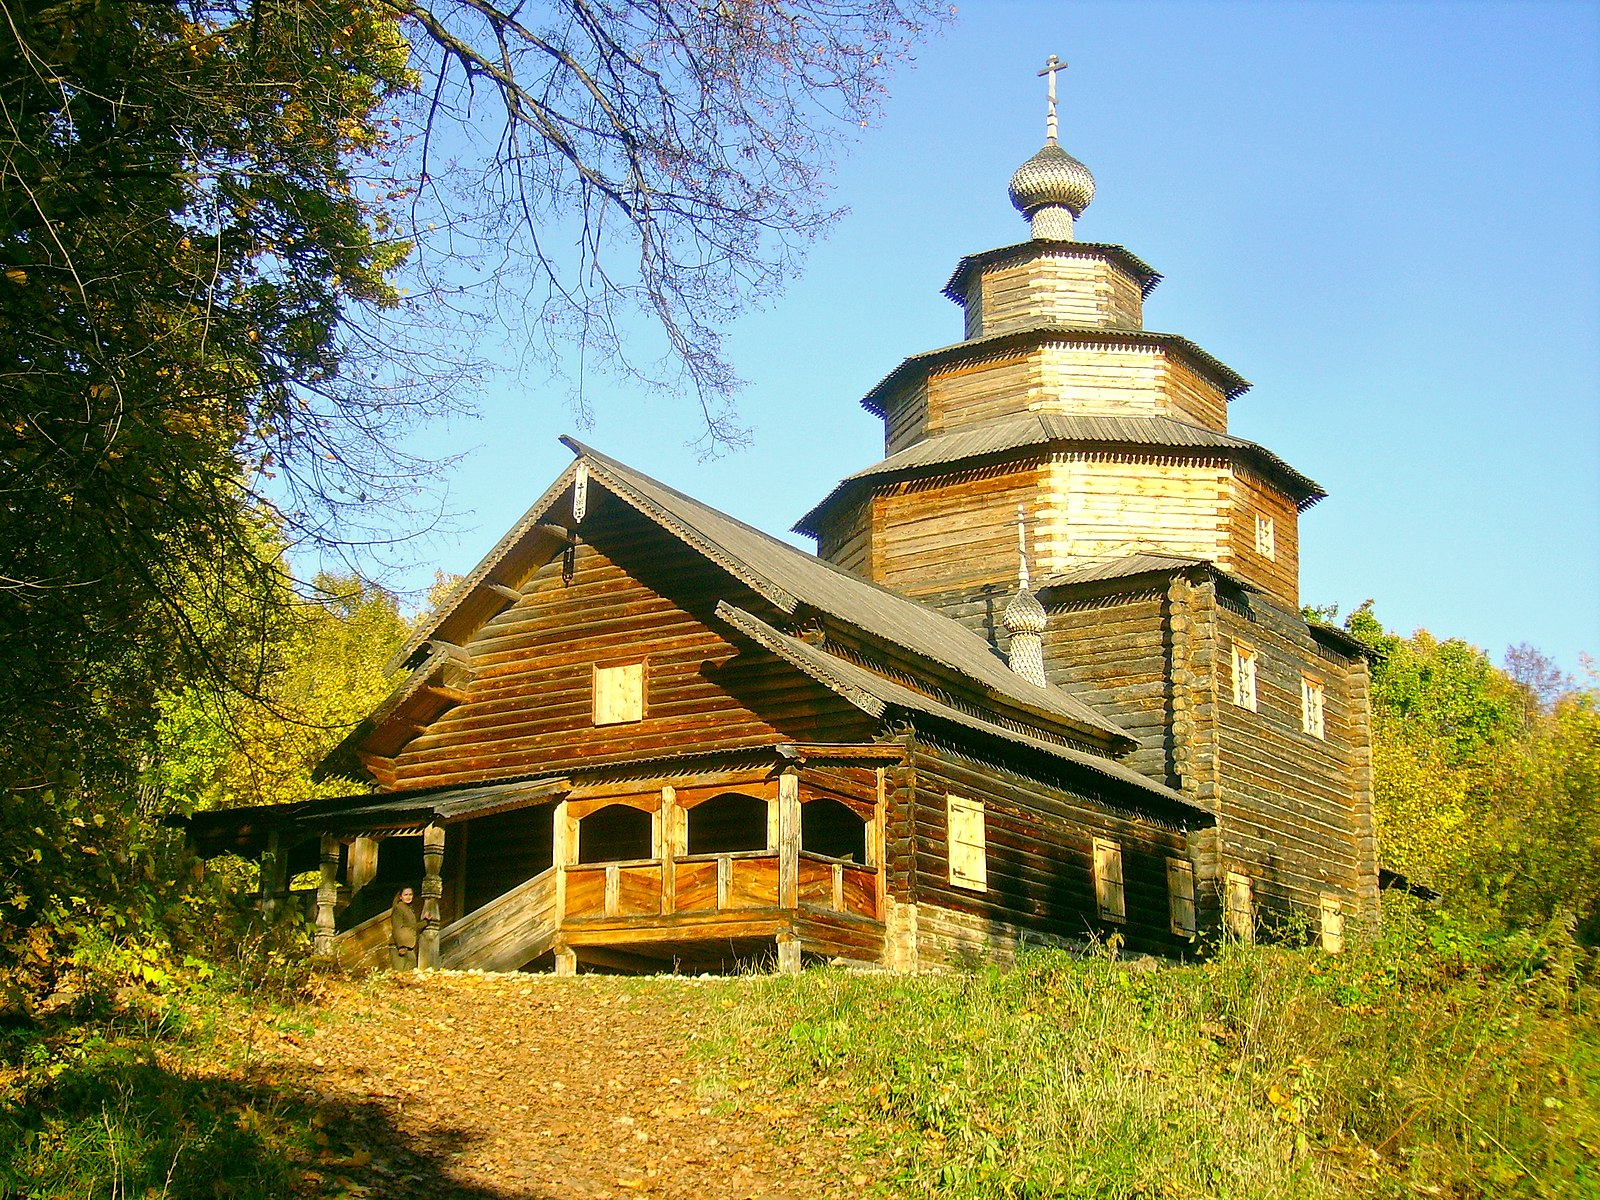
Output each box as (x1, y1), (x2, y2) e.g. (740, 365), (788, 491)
(386, 464), (582, 675)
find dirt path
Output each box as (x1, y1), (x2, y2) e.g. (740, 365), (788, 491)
(250, 971), (890, 1199)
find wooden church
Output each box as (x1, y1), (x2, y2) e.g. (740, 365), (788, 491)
(184, 64), (1377, 975)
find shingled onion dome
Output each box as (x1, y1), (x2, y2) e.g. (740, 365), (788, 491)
(1003, 583), (1049, 687)
(1009, 140), (1096, 240)
(1004, 507), (1050, 687)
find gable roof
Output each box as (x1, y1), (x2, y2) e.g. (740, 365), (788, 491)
(795, 412), (1325, 535)
(392, 438), (1132, 748)
(715, 602), (1208, 825)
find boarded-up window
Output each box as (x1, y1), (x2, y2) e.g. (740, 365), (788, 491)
(593, 662), (645, 725)
(1255, 513), (1276, 560)
(946, 794), (986, 891)
(1225, 871), (1254, 941)
(1301, 674), (1326, 738)
(1231, 642), (1258, 711)
(1092, 838), (1126, 923)
(1319, 893), (1345, 953)
(1167, 858), (1197, 938)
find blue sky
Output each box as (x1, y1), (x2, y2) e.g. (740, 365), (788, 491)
(385, 1), (1600, 674)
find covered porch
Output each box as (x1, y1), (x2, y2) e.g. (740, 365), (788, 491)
(196, 750), (893, 975)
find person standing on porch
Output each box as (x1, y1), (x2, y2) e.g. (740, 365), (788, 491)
(389, 886), (419, 970)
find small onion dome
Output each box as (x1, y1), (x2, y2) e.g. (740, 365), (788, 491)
(1002, 585), (1048, 636)
(1008, 140), (1096, 222)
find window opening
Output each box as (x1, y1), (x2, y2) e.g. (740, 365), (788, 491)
(1255, 514), (1276, 561)
(801, 796), (867, 862)
(577, 803), (654, 864)
(1231, 642), (1258, 711)
(1225, 871), (1254, 942)
(685, 792), (768, 856)
(1319, 894), (1345, 953)
(1301, 674), (1326, 738)
(1167, 858), (1197, 938)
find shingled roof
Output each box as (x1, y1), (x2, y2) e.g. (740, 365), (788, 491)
(941, 239), (1163, 303)
(716, 602), (1208, 826)
(859, 325), (1252, 417)
(394, 438), (1133, 749)
(795, 412), (1326, 535)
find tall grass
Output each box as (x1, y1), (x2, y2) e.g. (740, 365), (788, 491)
(707, 909), (1599, 1198)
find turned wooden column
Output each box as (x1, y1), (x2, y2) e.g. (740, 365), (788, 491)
(419, 823), (445, 969)
(314, 834), (339, 958)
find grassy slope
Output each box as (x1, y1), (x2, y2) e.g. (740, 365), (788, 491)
(701, 914), (1599, 1199)
(3, 912), (1596, 1198)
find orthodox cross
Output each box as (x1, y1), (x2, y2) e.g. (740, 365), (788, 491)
(1038, 54), (1063, 142)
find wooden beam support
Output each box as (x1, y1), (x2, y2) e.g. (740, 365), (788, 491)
(419, 823), (445, 968)
(552, 937), (577, 976)
(660, 786), (678, 916)
(553, 800), (575, 923)
(314, 834), (339, 958)
(777, 771), (800, 911)
(259, 830), (287, 922)
(776, 930), (802, 975)
(486, 583), (523, 603)
(421, 684), (471, 706)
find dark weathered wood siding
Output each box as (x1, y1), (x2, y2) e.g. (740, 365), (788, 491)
(907, 738), (1196, 956)
(1207, 591), (1374, 924)
(382, 496), (874, 791)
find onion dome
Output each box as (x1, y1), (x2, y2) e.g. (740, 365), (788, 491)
(1002, 585), (1048, 636)
(1003, 585), (1049, 687)
(1008, 141), (1095, 240)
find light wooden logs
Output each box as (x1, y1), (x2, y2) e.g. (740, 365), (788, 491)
(777, 772), (800, 910)
(419, 823), (445, 968)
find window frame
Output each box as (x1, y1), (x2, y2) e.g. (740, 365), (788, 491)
(1319, 893), (1345, 953)
(1092, 837), (1126, 924)
(1231, 641), (1258, 712)
(946, 794), (987, 892)
(1301, 673), (1326, 739)
(1225, 870), (1255, 942)
(1166, 858), (1197, 939)
(1255, 513), (1276, 561)
(592, 660), (647, 726)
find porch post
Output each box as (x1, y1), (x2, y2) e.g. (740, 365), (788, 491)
(777, 770), (800, 911)
(553, 800), (575, 923)
(419, 823), (445, 968)
(259, 829), (287, 922)
(314, 834), (338, 958)
(659, 785), (678, 915)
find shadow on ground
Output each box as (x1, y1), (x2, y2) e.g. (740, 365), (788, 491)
(0, 1031), (558, 1200)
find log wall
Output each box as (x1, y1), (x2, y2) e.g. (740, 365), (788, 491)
(906, 739), (1197, 957)
(962, 251), (1145, 338)
(1038, 455), (1232, 569)
(1223, 469), (1301, 607)
(1208, 593), (1374, 925)
(384, 497), (873, 791)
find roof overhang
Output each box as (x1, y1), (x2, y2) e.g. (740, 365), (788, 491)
(860, 325), (1251, 419)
